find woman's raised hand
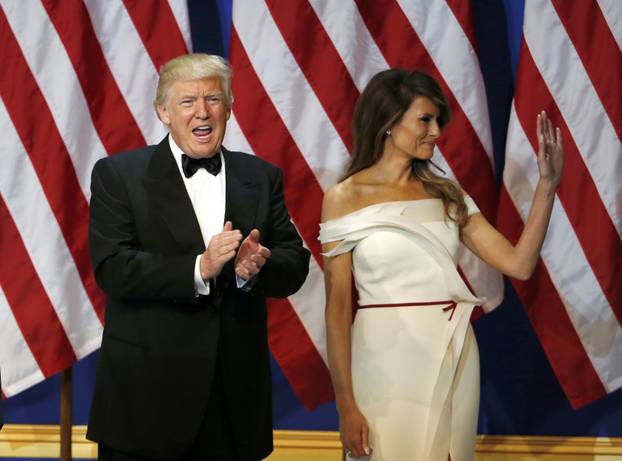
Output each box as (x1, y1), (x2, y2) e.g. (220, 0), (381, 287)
(536, 111), (564, 187)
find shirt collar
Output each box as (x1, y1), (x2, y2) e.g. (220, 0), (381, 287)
(167, 134), (224, 178)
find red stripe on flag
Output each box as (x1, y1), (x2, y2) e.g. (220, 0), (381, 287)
(267, 298), (334, 410)
(445, 0), (479, 53)
(514, 44), (622, 324)
(551, 0), (622, 143)
(0, 10), (105, 323)
(41, 0), (146, 153)
(265, 0), (358, 152)
(356, 0), (497, 221)
(0, 196), (77, 375)
(497, 188), (607, 408)
(122, 0), (189, 70)
(229, 28), (325, 268)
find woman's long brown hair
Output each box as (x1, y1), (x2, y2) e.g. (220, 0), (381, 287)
(343, 69), (468, 226)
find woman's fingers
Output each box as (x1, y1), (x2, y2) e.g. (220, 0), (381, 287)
(361, 424), (371, 455)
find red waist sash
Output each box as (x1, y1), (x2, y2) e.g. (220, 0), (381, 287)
(357, 300), (458, 321)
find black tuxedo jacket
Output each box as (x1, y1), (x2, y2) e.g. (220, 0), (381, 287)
(86, 137), (310, 460)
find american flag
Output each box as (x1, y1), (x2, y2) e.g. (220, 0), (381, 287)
(0, 0), (191, 397)
(499, 0), (622, 409)
(0, 0), (619, 412)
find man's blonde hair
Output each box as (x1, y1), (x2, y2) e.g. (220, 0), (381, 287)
(154, 53), (233, 111)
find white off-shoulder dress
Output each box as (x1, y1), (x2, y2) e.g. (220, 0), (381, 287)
(319, 198), (485, 461)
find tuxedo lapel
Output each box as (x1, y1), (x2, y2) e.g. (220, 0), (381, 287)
(144, 142), (258, 290)
(145, 137), (205, 253)
(217, 147), (258, 291)
(223, 147), (258, 234)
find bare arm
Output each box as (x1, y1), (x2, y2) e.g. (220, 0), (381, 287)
(462, 111), (564, 280)
(322, 187), (371, 458)
(324, 247), (357, 412)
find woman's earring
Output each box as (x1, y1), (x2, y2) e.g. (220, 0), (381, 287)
(385, 130), (391, 136)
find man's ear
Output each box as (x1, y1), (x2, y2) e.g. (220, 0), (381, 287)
(156, 104), (170, 125)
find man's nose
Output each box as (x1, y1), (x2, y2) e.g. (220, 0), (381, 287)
(195, 99), (209, 118)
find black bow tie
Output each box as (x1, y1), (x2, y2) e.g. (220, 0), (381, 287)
(181, 153), (222, 178)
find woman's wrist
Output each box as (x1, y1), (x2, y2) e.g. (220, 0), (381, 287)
(336, 396), (359, 414)
(537, 176), (558, 197)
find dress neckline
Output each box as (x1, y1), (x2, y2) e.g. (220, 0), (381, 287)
(323, 198), (442, 223)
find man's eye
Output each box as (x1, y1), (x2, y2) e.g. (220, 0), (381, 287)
(180, 100), (193, 106)
(420, 116), (431, 123)
(207, 96), (222, 105)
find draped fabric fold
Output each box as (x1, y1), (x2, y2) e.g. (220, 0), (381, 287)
(320, 199), (484, 460)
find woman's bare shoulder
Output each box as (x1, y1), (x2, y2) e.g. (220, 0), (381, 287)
(322, 178), (364, 221)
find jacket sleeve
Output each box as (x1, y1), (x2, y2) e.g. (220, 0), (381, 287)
(88, 157), (197, 302)
(252, 167), (310, 299)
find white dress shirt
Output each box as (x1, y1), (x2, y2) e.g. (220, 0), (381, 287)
(168, 136), (226, 295)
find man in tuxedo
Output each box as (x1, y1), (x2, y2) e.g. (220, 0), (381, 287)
(86, 54), (310, 461)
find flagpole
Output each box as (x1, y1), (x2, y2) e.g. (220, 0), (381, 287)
(60, 367), (73, 461)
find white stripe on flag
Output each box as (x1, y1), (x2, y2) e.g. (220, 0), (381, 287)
(285, 246), (329, 364)
(505, 104), (622, 391)
(225, 113), (328, 363)
(167, 0), (193, 52)
(524, 0), (622, 235)
(224, 113), (254, 155)
(430, 148), (504, 311)
(308, 0), (389, 91)
(84, 0), (166, 145)
(396, 0), (494, 164)
(2, 0), (106, 199)
(0, 99), (103, 358)
(0, 287), (45, 398)
(597, 0), (622, 52)
(232, 1), (349, 191)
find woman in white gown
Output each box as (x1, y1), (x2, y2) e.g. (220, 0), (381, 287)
(320, 70), (563, 460)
